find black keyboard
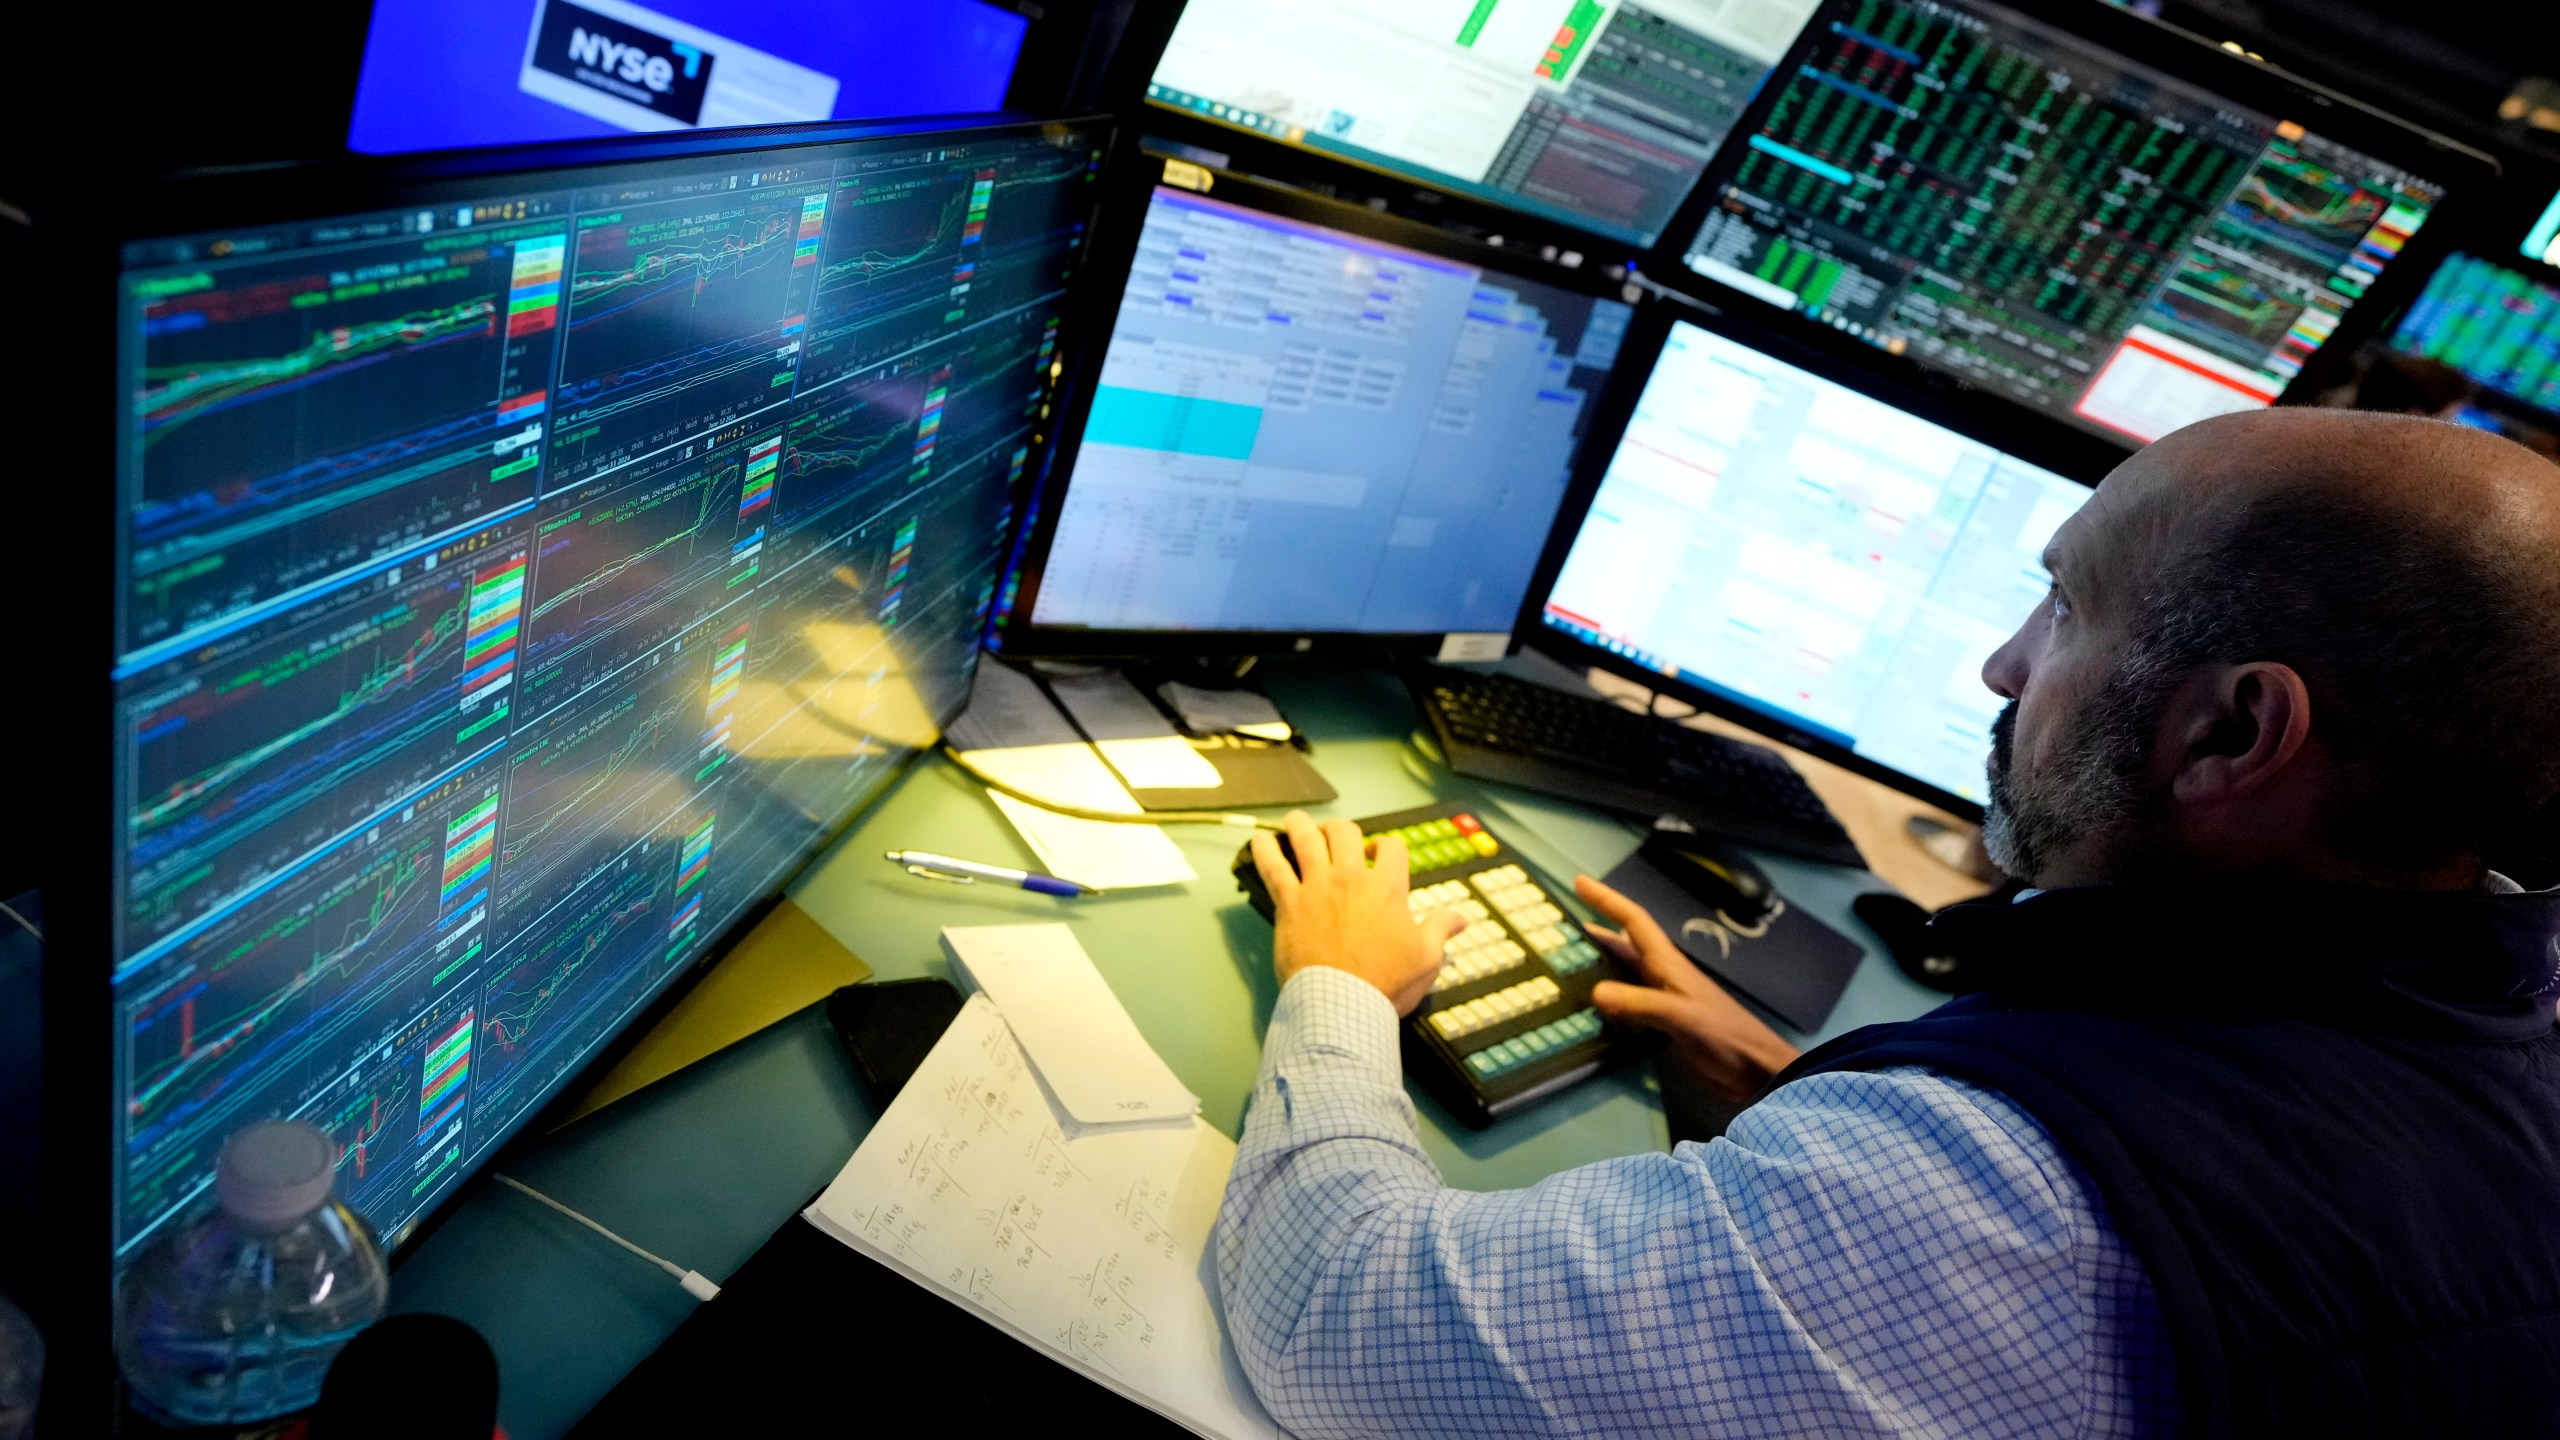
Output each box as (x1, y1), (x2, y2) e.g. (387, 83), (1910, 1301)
(1409, 669), (1866, 870)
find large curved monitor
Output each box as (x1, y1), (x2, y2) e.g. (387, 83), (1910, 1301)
(107, 116), (1103, 1260)
(1669, 0), (2495, 448)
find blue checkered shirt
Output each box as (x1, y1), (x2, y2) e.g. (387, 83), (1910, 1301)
(1216, 967), (2179, 1437)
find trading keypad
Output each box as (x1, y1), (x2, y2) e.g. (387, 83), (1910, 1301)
(1235, 801), (1643, 1127)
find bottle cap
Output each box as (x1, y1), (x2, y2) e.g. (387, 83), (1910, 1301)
(215, 1121), (336, 1228)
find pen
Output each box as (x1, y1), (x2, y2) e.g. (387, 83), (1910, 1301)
(885, 849), (1096, 897)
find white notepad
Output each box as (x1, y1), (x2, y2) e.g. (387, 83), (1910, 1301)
(943, 923), (1200, 1134)
(805, 995), (1281, 1440)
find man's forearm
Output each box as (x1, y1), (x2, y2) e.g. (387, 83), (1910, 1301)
(1215, 968), (1443, 1392)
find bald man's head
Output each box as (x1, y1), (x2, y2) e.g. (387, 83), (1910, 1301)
(1981, 408), (2560, 887)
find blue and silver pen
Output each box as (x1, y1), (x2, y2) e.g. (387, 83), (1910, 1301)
(885, 849), (1095, 897)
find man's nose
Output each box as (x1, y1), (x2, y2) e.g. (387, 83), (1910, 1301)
(1982, 625), (2030, 700)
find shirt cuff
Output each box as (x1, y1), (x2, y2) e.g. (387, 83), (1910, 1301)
(1270, 966), (1404, 1073)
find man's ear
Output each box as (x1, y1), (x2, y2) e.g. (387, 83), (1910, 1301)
(2165, 661), (2313, 805)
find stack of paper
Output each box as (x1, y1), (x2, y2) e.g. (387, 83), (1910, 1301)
(961, 745), (1199, 892)
(942, 924), (1199, 1135)
(946, 660), (1197, 892)
(805, 930), (1279, 1440)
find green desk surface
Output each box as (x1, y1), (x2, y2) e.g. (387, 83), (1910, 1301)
(388, 664), (1948, 1439)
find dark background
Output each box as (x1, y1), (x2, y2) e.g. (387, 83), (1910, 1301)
(2, 1), (2553, 207)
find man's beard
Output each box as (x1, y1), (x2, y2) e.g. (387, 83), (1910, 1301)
(1981, 652), (2179, 885)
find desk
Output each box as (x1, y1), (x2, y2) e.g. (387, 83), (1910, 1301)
(387, 661), (1974, 1439)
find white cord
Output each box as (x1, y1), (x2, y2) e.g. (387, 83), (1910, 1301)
(491, 1173), (720, 1301)
(0, 900), (38, 941)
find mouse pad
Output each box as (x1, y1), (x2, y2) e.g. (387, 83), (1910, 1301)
(1599, 854), (1865, 1032)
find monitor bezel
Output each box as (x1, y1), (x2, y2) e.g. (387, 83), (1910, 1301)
(87, 112), (1115, 1273)
(1511, 300), (2112, 822)
(995, 152), (1653, 661)
(1643, 0), (2504, 452)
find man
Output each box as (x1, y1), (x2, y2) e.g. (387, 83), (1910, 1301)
(1216, 409), (2560, 1438)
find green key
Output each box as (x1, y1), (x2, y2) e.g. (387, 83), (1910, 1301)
(1466, 1051), (1500, 1076)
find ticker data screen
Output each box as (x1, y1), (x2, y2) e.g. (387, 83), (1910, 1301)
(1029, 186), (1631, 638)
(111, 125), (1097, 1258)
(1683, 0), (2446, 443)
(1543, 320), (2091, 803)
(1148, 0), (1822, 246)
(2389, 254), (2560, 417)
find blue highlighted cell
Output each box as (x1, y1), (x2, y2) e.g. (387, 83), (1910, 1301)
(1749, 134), (1856, 186)
(1084, 386), (1264, 460)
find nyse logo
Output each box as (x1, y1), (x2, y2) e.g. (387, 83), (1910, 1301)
(531, 0), (714, 123)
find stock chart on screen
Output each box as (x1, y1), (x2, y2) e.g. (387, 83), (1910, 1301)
(1681, 0), (2449, 444)
(110, 122), (1099, 1259)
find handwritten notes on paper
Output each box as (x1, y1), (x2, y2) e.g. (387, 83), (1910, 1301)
(804, 996), (1279, 1440)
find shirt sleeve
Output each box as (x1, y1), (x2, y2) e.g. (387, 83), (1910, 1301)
(1214, 967), (2169, 1439)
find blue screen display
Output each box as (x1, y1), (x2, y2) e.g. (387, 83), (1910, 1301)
(349, 0), (1029, 155)
(1029, 186), (1631, 638)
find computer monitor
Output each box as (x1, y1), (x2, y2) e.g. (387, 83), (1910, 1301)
(1673, 0), (2494, 447)
(2389, 254), (2560, 419)
(1142, 0), (1826, 246)
(347, 0), (1032, 154)
(107, 116), (1102, 1261)
(1535, 315), (2096, 814)
(998, 162), (1640, 659)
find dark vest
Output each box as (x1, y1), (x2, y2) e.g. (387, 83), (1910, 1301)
(1777, 884), (2560, 1439)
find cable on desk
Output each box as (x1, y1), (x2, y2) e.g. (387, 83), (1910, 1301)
(939, 744), (1278, 830)
(491, 1173), (721, 1302)
(0, 899), (40, 941)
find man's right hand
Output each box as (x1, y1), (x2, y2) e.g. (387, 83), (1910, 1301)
(1578, 874), (1802, 1105)
(1252, 811), (1464, 1016)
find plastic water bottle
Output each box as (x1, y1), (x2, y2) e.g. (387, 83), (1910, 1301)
(114, 1121), (391, 1427)
(0, 1288), (39, 1440)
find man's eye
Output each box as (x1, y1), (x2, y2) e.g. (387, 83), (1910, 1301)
(2049, 586), (2070, 621)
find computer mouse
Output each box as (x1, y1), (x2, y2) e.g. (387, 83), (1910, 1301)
(1851, 891), (1982, 994)
(1231, 831), (1295, 923)
(1638, 821), (1778, 929)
